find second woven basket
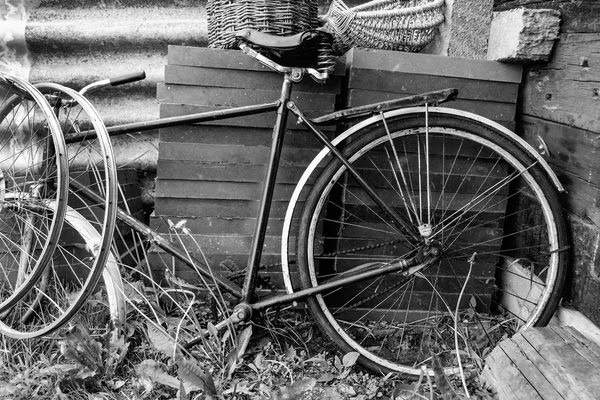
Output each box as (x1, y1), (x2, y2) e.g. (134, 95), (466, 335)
(322, 0), (446, 55)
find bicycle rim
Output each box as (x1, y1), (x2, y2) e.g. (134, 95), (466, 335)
(0, 200), (124, 338)
(297, 113), (568, 375)
(34, 83), (118, 244)
(0, 73), (69, 312)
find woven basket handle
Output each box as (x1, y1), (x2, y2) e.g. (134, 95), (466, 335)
(323, 0), (356, 36)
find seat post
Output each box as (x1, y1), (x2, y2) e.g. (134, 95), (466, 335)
(241, 74), (295, 303)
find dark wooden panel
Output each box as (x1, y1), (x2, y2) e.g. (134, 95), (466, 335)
(159, 103), (336, 131)
(167, 44), (346, 76)
(347, 89), (517, 123)
(154, 198), (299, 218)
(520, 33), (600, 133)
(345, 48), (523, 83)
(155, 180), (301, 202)
(158, 125), (325, 147)
(157, 160), (318, 184)
(519, 115), (600, 186)
(164, 64), (341, 94)
(150, 214), (301, 236)
(157, 81), (337, 110)
(347, 70), (520, 103)
(157, 142), (320, 166)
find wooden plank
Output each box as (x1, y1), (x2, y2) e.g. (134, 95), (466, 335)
(149, 214), (300, 236)
(550, 326), (600, 370)
(560, 326), (600, 360)
(516, 116), (600, 223)
(486, 343), (544, 399)
(347, 69), (520, 103)
(345, 48), (523, 83)
(520, 33), (600, 133)
(158, 142), (320, 166)
(510, 333), (578, 400)
(346, 89), (517, 122)
(481, 364), (513, 400)
(494, 0), (600, 33)
(159, 103), (336, 131)
(157, 160), (315, 183)
(498, 338), (564, 399)
(158, 125), (325, 147)
(147, 246), (288, 270)
(164, 64), (341, 94)
(154, 180), (300, 202)
(520, 329), (600, 398)
(519, 115), (600, 186)
(159, 234), (285, 255)
(167, 44), (347, 76)
(154, 198), (298, 219)
(550, 167), (600, 227)
(157, 81), (337, 110)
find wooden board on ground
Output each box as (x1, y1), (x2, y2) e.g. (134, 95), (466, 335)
(482, 326), (600, 399)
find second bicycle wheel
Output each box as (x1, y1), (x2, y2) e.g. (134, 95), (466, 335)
(0, 73), (69, 312)
(0, 199), (125, 339)
(297, 111), (569, 375)
(34, 83), (118, 236)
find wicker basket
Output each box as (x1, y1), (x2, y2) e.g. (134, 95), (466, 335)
(207, 0), (320, 49)
(322, 0), (445, 55)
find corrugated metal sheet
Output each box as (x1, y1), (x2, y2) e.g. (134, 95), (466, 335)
(3, 0), (368, 203)
(26, 0), (210, 172)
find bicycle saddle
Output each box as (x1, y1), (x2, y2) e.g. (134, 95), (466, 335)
(234, 28), (333, 68)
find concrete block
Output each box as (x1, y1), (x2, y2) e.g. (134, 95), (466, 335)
(487, 8), (561, 62)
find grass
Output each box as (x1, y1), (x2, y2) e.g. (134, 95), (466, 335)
(0, 222), (500, 399)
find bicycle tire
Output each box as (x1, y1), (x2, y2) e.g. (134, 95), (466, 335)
(0, 73), (69, 312)
(296, 111), (569, 375)
(34, 83), (118, 251)
(0, 199), (125, 339)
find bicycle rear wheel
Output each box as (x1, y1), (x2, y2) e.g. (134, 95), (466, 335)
(297, 111), (568, 375)
(0, 73), (69, 312)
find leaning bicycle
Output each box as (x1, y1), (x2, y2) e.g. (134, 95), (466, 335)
(0, 28), (569, 376)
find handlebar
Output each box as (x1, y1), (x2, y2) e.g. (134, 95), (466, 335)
(79, 70), (146, 97)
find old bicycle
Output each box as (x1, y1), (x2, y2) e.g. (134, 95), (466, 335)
(0, 29), (569, 375)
